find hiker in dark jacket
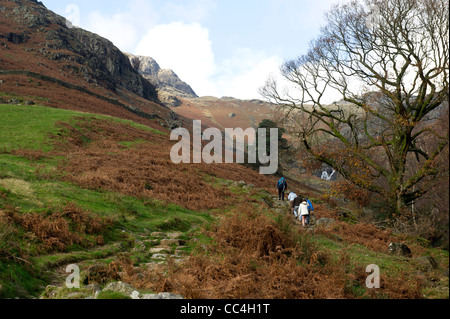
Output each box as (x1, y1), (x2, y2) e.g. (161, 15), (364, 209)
(277, 177), (287, 201)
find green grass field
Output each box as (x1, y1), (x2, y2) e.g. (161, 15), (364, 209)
(0, 104), (210, 298)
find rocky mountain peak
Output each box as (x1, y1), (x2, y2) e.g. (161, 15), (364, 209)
(128, 54), (161, 78)
(125, 53), (198, 106)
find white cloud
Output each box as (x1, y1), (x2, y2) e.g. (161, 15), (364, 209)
(135, 22), (218, 97)
(135, 23), (283, 99)
(85, 11), (139, 52)
(77, 0), (292, 99)
(215, 49), (283, 100)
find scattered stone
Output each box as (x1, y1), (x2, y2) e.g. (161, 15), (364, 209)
(103, 282), (136, 296)
(388, 242), (412, 258)
(144, 239), (159, 245)
(150, 232), (165, 238)
(228, 113), (236, 118)
(152, 253), (168, 260)
(131, 291), (140, 299)
(150, 247), (169, 254)
(132, 240), (146, 252)
(160, 239), (180, 246)
(41, 285), (60, 299)
(141, 292), (183, 300)
(84, 284), (101, 292)
(24, 100), (35, 105)
(166, 232), (183, 239)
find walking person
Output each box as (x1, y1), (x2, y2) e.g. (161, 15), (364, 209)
(306, 197), (314, 225)
(288, 191), (297, 214)
(299, 198), (310, 227)
(277, 177), (287, 201)
(288, 191), (297, 202)
(292, 195), (302, 220)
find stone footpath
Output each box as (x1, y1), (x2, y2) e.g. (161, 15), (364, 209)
(41, 231), (190, 299)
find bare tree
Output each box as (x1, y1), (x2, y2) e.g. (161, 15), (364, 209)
(261, 0), (449, 216)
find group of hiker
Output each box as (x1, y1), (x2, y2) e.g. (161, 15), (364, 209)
(276, 177), (314, 227)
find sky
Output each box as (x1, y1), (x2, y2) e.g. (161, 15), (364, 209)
(42, 0), (340, 99)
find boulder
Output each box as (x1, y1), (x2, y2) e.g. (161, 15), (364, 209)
(131, 291), (140, 299)
(141, 292), (183, 300)
(103, 282), (135, 296)
(388, 242), (412, 257)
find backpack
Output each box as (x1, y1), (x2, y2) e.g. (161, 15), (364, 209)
(307, 199), (314, 212)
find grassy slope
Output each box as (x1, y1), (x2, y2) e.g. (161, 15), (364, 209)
(0, 104), (209, 297)
(0, 103), (448, 299)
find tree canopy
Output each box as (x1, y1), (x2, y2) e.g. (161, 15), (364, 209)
(261, 0), (449, 215)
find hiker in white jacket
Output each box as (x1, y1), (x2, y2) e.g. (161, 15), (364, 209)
(299, 199), (309, 227)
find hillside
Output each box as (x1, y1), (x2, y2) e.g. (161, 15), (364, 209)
(0, 0), (191, 131)
(173, 96), (277, 143)
(0, 0), (448, 302)
(126, 53), (198, 108)
(0, 103), (448, 300)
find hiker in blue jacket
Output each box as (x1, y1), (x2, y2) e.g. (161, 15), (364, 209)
(306, 197), (314, 225)
(277, 177), (287, 201)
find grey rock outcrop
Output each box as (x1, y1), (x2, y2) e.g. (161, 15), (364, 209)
(103, 282), (136, 296)
(125, 53), (198, 106)
(4, 0), (159, 103)
(388, 242), (412, 257)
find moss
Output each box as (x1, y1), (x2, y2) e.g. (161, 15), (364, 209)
(96, 290), (131, 299)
